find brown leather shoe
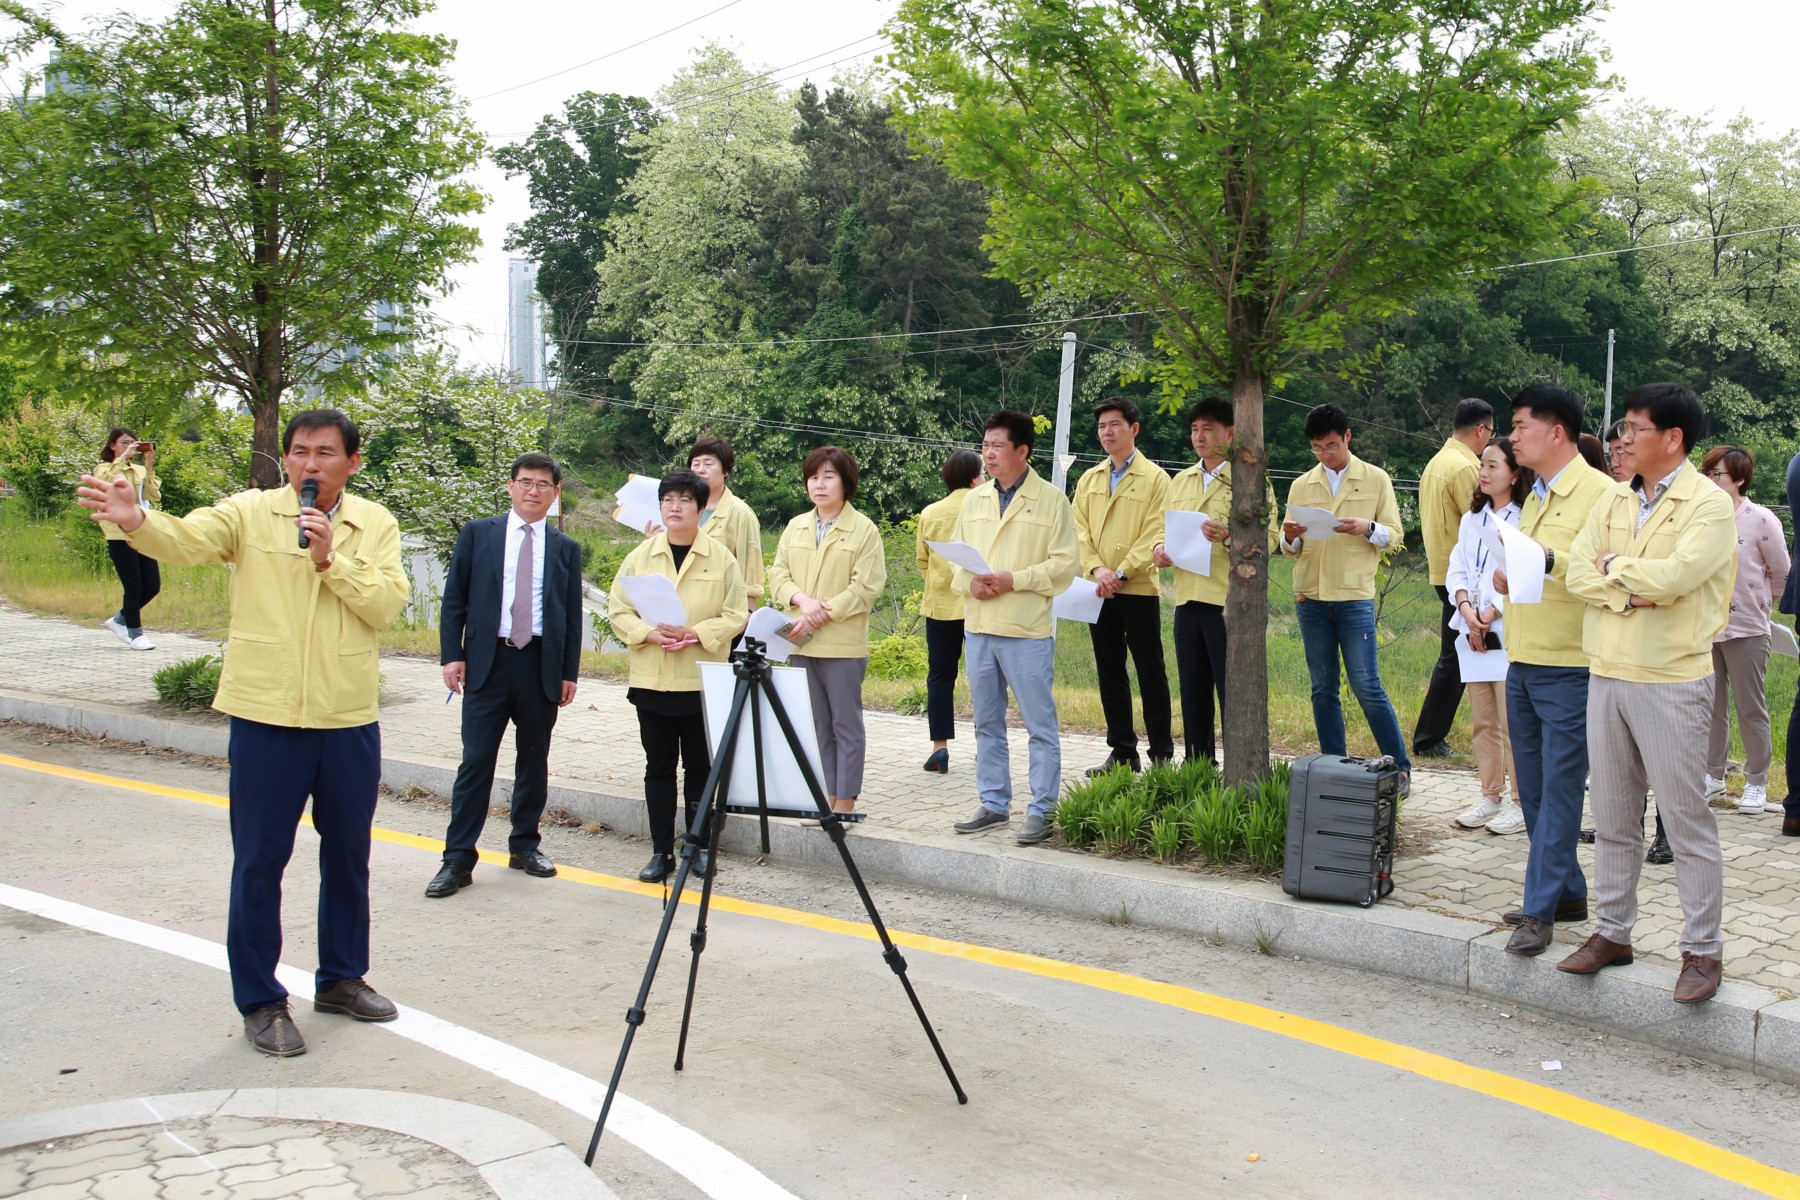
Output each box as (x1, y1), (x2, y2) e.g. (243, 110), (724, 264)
(244, 1004), (306, 1057)
(1673, 953), (1722, 1004)
(314, 978), (398, 1022)
(1506, 916), (1553, 956)
(1784, 816), (1800, 837)
(1557, 933), (1633, 974)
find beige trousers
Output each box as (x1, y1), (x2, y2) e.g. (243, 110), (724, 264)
(1467, 679), (1514, 800)
(1707, 634), (1772, 785)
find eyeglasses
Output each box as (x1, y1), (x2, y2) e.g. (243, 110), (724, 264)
(1619, 421), (1660, 439)
(511, 479), (556, 493)
(1706, 470), (1732, 480)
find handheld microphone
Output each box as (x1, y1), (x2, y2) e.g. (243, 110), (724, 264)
(298, 478), (319, 549)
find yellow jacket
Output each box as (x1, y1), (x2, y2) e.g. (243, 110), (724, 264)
(1161, 463), (1278, 606)
(766, 503), (888, 658)
(607, 530), (748, 691)
(1566, 464), (1736, 683)
(952, 468), (1080, 639)
(915, 487), (973, 621)
(1502, 458), (1617, 668)
(1419, 438), (1481, 585)
(93, 461), (161, 541)
(704, 489), (765, 606)
(1281, 456), (1402, 602)
(1072, 452), (1170, 597)
(124, 487), (408, 728)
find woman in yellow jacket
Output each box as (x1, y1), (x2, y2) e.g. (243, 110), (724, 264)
(767, 447), (888, 819)
(608, 469), (749, 883)
(94, 427), (163, 650)
(914, 449), (982, 773)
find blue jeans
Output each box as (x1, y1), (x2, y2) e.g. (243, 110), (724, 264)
(1506, 664), (1590, 922)
(966, 632), (1062, 818)
(1295, 599), (1410, 771)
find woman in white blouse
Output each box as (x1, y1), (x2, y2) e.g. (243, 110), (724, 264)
(1446, 436), (1533, 835)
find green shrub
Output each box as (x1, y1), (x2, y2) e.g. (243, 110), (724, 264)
(1139, 758), (1185, 814)
(1055, 770), (1124, 849)
(59, 505), (113, 576)
(894, 683), (930, 716)
(1243, 775), (1290, 874)
(152, 653), (222, 711)
(1186, 784), (1245, 866)
(867, 633), (928, 681)
(1095, 787), (1150, 856)
(1147, 813), (1183, 864)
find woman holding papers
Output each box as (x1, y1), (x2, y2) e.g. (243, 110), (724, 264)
(1446, 437), (1531, 835)
(608, 469), (749, 883)
(915, 450), (984, 773)
(93, 427), (163, 649)
(767, 447), (888, 820)
(1700, 446), (1790, 815)
(686, 437), (765, 611)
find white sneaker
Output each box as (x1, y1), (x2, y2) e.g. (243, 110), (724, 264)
(1455, 796), (1502, 828)
(1739, 784), (1767, 814)
(128, 634), (156, 651)
(1486, 801), (1527, 835)
(102, 615), (132, 646)
(1703, 774), (1727, 801)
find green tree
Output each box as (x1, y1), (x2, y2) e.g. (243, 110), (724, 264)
(889, 0), (1601, 782)
(0, 0), (484, 489)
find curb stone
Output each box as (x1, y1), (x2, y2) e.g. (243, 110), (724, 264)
(5, 687), (1798, 1088)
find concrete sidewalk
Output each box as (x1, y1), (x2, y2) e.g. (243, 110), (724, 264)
(4, 603), (1799, 1083)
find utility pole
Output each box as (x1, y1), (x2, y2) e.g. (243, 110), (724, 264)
(1050, 331), (1077, 492)
(1601, 328), (1616, 436)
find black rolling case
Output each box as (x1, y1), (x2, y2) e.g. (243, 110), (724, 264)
(1282, 753), (1399, 907)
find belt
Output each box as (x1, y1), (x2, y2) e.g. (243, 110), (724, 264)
(499, 635), (538, 649)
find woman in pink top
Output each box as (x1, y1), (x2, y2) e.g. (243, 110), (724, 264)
(1702, 446), (1791, 814)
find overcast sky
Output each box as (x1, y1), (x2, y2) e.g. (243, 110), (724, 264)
(13, 0), (1800, 369)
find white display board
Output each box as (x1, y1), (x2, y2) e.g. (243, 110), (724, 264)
(698, 660), (829, 817)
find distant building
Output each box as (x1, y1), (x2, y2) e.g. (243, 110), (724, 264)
(507, 258), (546, 389)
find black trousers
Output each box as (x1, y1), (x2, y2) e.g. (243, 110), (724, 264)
(1089, 592), (1174, 760)
(1412, 585), (1466, 751)
(924, 616), (965, 743)
(1173, 600), (1228, 761)
(441, 640), (560, 868)
(106, 539), (161, 629)
(635, 704), (711, 854)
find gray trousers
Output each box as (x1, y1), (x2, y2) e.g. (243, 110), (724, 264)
(1588, 674), (1725, 957)
(793, 654), (868, 798)
(1707, 634), (1773, 785)
(967, 632), (1061, 819)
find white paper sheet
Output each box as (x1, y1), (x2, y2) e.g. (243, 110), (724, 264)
(1494, 520), (1547, 604)
(618, 574), (687, 627)
(926, 539), (993, 576)
(614, 474), (663, 533)
(1454, 635), (1511, 683)
(1162, 510), (1215, 576)
(744, 606), (801, 662)
(1286, 504), (1342, 539)
(1053, 577), (1105, 623)
(1772, 622), (1799, 659)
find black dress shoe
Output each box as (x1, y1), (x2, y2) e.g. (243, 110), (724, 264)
(1503, 899), (1587, 926)
(1414, 740), (1459, 760)
(509, 849), (557, 877)
(923, 748), (949, 773)
(1784, 816), (1800, 837)
(1506, 916), (1554, 956)
(425, 862), (472, 898)
(1645, 831), (1673, 864)
(1577, 828), (1596, 844)
(1086, 754), (1141, 778)
(693, 848), (713, 879)
(637, 854), (673, 884)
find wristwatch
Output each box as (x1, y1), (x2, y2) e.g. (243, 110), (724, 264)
(315, 551), (336, 573)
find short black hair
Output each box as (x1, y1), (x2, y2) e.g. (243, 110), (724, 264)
(941, 448), (982, 492)
(1606, 419), (1630, 444)
(510, 451), (561, 485)
(985, 410), (1036, 452)
(1623, 382), (1705, 454)
(1094, 397), (1141, 426)
(1510, 383), (1583, 444)
(658, 468), (709, 509)
(100, 426), (137, 463)
(1187, 396), (1234, 429)
(1453, 398), (1494, 432)
(283, 408), (361, 457)
(688, 437), (735, 475)
(1302, 404), (1351, 441)
(803, 445), (859, 501)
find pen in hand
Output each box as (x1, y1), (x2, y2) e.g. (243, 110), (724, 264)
(445, 690), (455, 704)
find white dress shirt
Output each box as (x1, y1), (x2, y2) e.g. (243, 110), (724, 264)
(1280, 462), (1392, 553)
(498, 510), (547, 640)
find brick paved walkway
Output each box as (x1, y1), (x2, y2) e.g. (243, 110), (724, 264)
(6, 604), (1797, 995)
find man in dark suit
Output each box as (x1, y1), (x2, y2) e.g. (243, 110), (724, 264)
(427, 452), (585, 897)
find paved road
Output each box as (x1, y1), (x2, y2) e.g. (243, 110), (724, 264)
(3, 729), (1798, 1198)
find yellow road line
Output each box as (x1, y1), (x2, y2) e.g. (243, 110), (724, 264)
(4, 750), (1796, 1198)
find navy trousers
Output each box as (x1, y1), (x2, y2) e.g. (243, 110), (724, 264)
(227, 717), (382, 1015)
(1506, 664), (1590, 922)
(441, 640), (559, 869)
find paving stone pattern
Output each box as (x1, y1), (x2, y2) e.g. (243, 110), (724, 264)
(0, 1114), (492, 1199)
(6, 604), (1797, 995)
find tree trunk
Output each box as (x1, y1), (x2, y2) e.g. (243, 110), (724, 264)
(249, 0), (285, 490)
(1222, 364), (1271, 786)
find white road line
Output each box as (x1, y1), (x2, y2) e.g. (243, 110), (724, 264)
(0, 883), (798, 1200)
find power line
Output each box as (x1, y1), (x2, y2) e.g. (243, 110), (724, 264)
(470, 0), (750, 103)
(551, 310), (1152, 351)
(1478, 223), (1800, 274)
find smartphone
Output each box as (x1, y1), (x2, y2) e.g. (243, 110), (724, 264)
(137, 441), (154, 452)
(1479, 631), (1502, 651)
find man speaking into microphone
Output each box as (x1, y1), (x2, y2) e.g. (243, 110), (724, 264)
(78, 408), (408, 1058)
